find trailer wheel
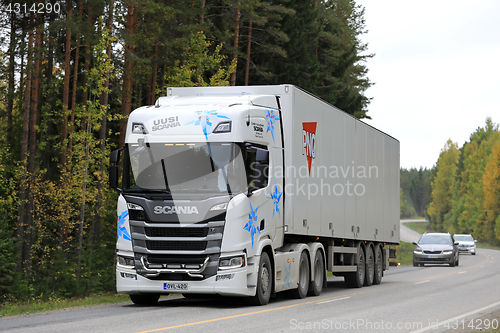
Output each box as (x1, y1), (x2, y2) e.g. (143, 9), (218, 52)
(308, 250), (324, 296)
(290, 251), (310, 299)
(249, 252), (272, 306)
(130, 294), (160, 305)
(345, 244), (365, 288)
(364, 246), (374, 286)
(373, 246), (383, 285)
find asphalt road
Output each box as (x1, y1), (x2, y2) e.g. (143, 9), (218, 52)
(400, 219), (427, 243)
(2, 248), (499, 333)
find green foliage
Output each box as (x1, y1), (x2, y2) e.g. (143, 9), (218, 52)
(400, 188), (417, 218)
(427, 139), (460, 232)
(427, 119), (500, 245)
(400, 167), (432, 217)
(165, 32), (236, 87)
(0, 0), (374, 302)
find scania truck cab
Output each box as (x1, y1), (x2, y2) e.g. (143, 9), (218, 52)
(110, 85), (400, 306)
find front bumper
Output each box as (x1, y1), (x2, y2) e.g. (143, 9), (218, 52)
(413, 252), (455, 265)
(459, 247), (476, 254)
(116, 255), (259, 297)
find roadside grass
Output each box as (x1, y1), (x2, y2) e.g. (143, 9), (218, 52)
(476, 242), (500, 251)
(395, 241), (414, 266)
(401, 217), (426, 221)
(0, 292), (130, 317)
(403, 221), (433, 235)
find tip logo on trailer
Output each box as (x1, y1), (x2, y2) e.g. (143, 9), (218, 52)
(302, 122), (317, 176)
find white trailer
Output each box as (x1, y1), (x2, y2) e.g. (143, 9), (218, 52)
(110, 85), (400, 305)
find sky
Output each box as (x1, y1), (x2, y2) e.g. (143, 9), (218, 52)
(356, 0), (500, 169)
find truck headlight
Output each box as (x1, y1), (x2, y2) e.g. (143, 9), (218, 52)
(219, 255), (245, 270)
(210, 203), (228, 211)
(117, 255), (135, 268)
(128, 202), (146, 221)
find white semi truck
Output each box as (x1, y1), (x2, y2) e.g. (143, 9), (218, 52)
(109, 85), (400, 305)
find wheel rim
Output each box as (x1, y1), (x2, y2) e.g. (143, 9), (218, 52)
(358, 250), (365, 281)
(314, 257), (323, 287)
(375, 251), (382, 278)
(367, 249), (374, 278)
(299, 259), (308, 290)
(261, 264), (270, 293)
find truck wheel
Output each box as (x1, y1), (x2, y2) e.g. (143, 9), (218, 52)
(345, 244), (365, 288)
(373, 246), (383, 285)
(249, 252), (272, 306)
(130, 294), (160, 305)
(308, 250), (324, 296)
(364, 246), (374, 286)
(290, 251), (310, 299)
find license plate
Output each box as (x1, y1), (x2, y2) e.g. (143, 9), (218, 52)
(164, 283), (188, 291)
(427, 255), (438, 259)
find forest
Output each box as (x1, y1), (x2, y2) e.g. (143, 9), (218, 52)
(401, 119), (500, 247)
(400, 167), (432, 219)
(0, 0), (372, 301)
(427, 119), (500, 246)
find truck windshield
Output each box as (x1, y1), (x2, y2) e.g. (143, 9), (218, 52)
(123, 142), (247, 195)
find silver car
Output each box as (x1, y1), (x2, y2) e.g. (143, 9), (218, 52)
(453, 234), (477, 255)
(413, 233), (459, 267)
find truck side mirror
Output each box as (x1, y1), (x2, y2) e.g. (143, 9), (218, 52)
(109, 149), (123, 191)
(110, 149), (121, 164)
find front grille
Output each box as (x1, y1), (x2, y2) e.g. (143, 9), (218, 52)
(416, 257), (449, 262)
(146, 240), (207, 251)
(146, 227), (208, 237)
(423, 250), (442, 255)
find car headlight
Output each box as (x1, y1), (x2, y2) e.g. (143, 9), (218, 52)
(218, 255), (245, 270)
(443, 251), (453, 255)
(413, 249), (423, 254)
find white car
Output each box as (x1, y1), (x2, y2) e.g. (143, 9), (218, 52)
(453, 234), (477, 255)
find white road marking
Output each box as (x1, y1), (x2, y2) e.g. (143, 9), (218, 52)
(414, 280), (430, 285)
(458, 271), (467, 274)
(317, 296), (351, 304)
(410, 300), (500, 333)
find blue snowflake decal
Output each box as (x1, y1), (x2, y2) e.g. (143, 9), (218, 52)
(265, 109), (280, 142)
(283, 261), (292, 289)
(271, 180), (282, 219)
(117, 210), (132, 241)
(243, 202), (260, 248)
(185, 109), (230, 140)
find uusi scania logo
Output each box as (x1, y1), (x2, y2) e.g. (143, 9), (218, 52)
(302, 122), (317, 176)
(154, 206), (199, 215)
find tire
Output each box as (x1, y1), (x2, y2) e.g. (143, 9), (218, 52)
(472, 252), (476, 256)
(450, 255), (456, 267)
(345, 243), (365, 288)
(364, 246), (374, 286)
(308, 250), (324, 296)
(130, 294), (160, 305)
(290, 251), (310, 299)
(456, 255), (460, 266)
(373, 246), (383, 285)
(249, 252), (273, 306)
